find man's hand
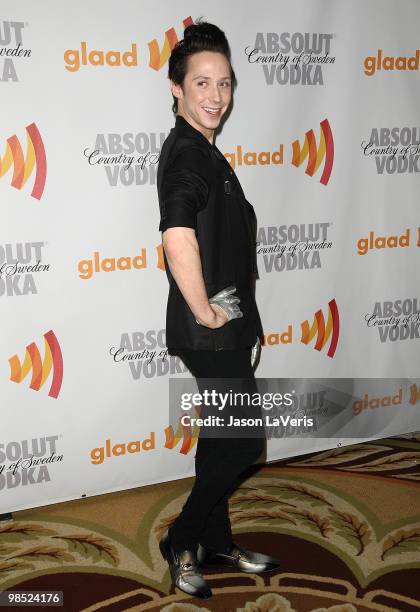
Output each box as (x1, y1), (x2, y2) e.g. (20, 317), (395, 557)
(196, 285), (243, 329)
(195, 303), (230, 328)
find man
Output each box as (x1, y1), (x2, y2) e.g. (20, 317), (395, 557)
(157, 21), (280, 599)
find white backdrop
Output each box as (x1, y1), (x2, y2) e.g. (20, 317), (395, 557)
(1, 0), (420, 513)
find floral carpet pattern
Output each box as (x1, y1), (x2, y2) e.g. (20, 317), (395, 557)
(1, 436), (420, 611)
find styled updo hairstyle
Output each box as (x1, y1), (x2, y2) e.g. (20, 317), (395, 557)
(168, 19), (236, 114)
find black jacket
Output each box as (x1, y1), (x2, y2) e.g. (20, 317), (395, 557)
(158, 115), (263, 353)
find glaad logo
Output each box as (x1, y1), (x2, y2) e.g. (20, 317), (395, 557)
(356, 227), (419, 255)
(261, 299), (340, 358)
(64, 43), (138, 72)
(0, 242), (50, 297)
(365, 298), (420, 343)
(9, 330), (63, 398)
(224, 144), (283, 169)
(149, 16), (194, 70)
(84, 132), (167, 186)
(64, 16), (193, 72)
(409, 384), (420, 406)
(301, 299), (340, 358)
(245, 31), (335, 85)
(78, 250), (147, 279)
(364, 49), (420, 76)
(90, 434), (155, 464)
(361, 127), (420, 175)
(109, 329), (188, 379)
(352, 389), (402, 415)
(164, 419), (200, 454)
(0, 21), (31, 83)
(256, 222), (333, 272)
(222, 119), (334, 185)
(156, 244), (165, 270)
(0, 123), (47, 199)
(292, 119), (334, 185)
(0, 435), (63, 490)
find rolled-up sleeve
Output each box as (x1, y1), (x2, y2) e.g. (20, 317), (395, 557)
(158, 148), (210, 232)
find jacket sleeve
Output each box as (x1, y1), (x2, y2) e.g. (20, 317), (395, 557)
(158, 147), (210, 232)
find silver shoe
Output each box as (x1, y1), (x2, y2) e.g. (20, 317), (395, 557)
(197, 542), (280, 573)
(159, 529), (212, 599)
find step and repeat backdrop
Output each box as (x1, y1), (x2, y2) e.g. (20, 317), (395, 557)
(2, 0), (420, 513)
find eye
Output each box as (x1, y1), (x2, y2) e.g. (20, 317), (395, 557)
(197, 81), (207, 86)
(220, 81), (231, 88)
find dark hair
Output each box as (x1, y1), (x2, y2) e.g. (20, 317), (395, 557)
(168, 18), (236, 114)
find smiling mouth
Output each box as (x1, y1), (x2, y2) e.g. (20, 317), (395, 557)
(202, 107), (222, 116)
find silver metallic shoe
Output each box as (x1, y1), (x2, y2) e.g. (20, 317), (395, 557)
(197, 542), (281, 573)
(159, 529), (212, 599)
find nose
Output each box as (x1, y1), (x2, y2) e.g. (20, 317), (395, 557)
(209, 83), (222, 103)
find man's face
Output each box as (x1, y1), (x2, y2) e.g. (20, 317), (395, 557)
(171, 51), (232, 143)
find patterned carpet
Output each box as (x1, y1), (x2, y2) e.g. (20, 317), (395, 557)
(2, 436), (420, 611)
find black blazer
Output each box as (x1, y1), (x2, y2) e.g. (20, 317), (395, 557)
(158, 115), (263, 353)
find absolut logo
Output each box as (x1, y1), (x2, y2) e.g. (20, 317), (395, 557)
(109, 328), (188, 379)
(0, 21), (31, 82)
(263, 389), (327, 438)
(0, 435), (63, 490)
(361, 127), (420, 174)
(256, 222), (333, 272)
(0, 242), (50, 297)
(245, 32), (336, 85)
(84, 132), (168, 186)
(365, 297), (420, 342)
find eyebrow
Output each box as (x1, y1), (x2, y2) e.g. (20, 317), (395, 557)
(192, 75), (232, 81)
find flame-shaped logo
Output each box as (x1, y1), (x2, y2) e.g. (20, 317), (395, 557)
(0, 123), (47, 200)
(291, 118), (334, 185)
(300, 299), (339, 358)
(148, 16), (194, 71)
(9, 330), (63, 398)
(164, 418), (200, 454)
(409, 384), (420, 406)
(156, 244), (165, 270)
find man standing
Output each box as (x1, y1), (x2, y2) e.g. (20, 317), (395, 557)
(157, 20), (280, 599)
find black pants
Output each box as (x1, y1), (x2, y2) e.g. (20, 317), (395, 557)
(169, 348), (265, 553)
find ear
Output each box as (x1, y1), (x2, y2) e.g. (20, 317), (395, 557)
(170, 80), (183, 101)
